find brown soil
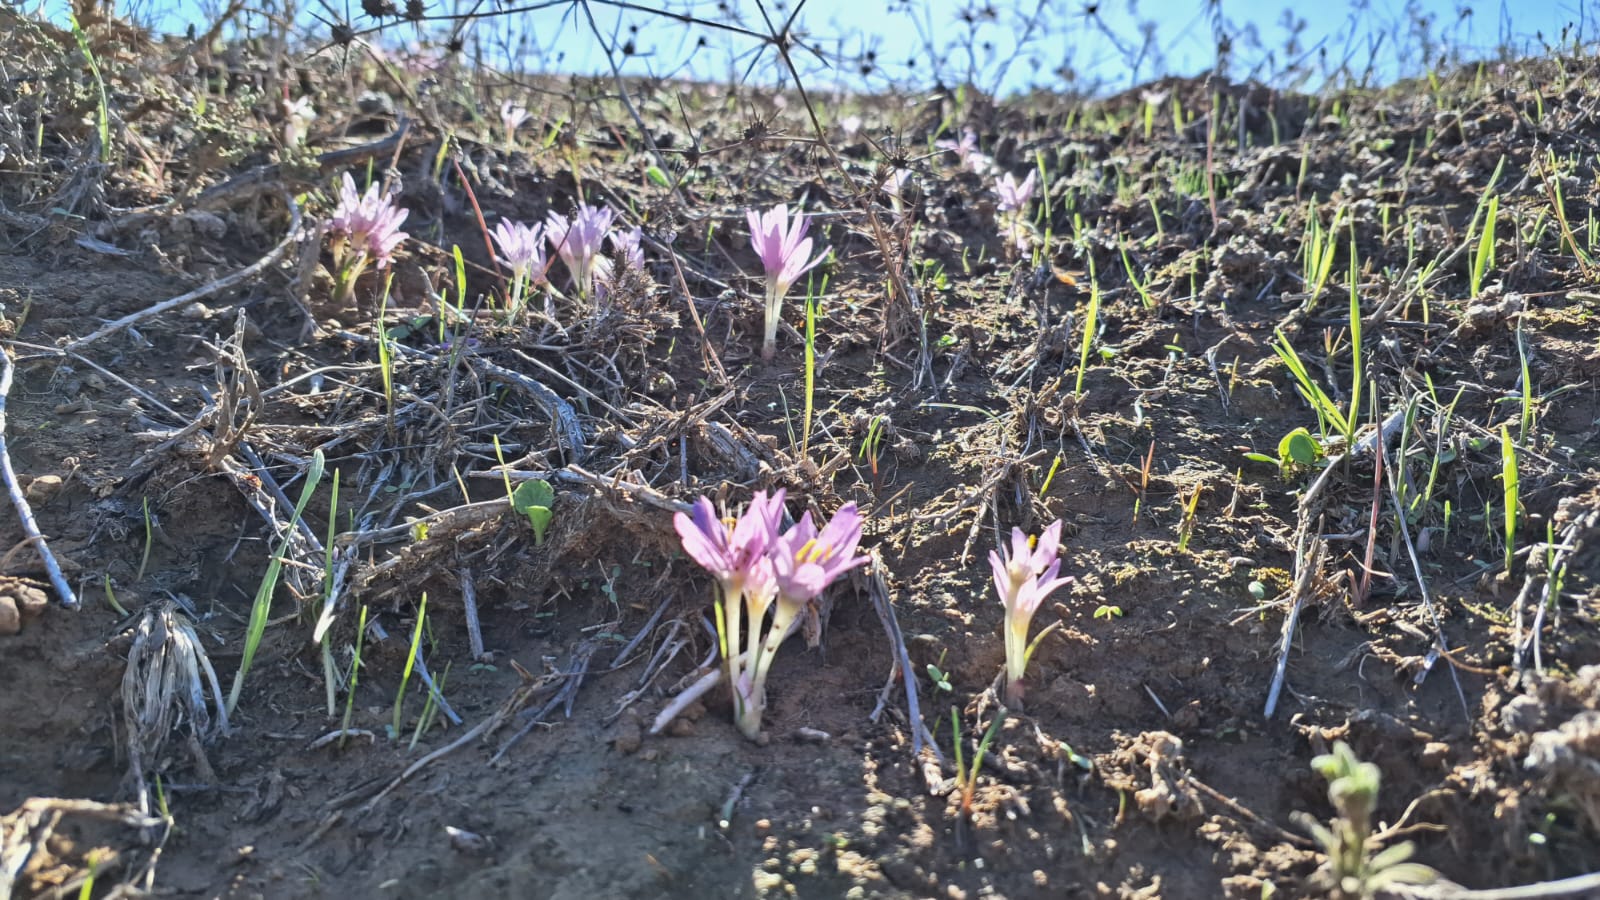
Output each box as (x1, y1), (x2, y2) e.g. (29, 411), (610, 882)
(2, 10), (1599, 899)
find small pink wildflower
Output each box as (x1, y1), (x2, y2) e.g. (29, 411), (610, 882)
(326, 173), (409, 302)
(491, 219), (547, 285)
(995, 170), (1037, 213)
(594, 226), (645, 301)
(501, 101), (531, 148)
(747, 203), (829, 360)
(546, 203), (615, 298)
(990, 520), (1074, 706)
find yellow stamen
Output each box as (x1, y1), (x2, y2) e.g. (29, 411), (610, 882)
(794, 539), (834, 565)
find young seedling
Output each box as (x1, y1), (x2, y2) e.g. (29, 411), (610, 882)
(858, 415), (888, 492)
(1515, 321), (1535, 442)
(339, 604), (369, 750)
(376, 276), (397, 438)
(1120, 238), (1156, 310)
(1272, 329), (1352, 447)
(68, 13), (110, 163)
(1469, 194), (1499, 297)
(1133, 440), (1155, 520)
(1295, 741), (1436, 897)
(316, 468), (342, 716)
(511, 480), (556, 545)
(1073, 273), (1101, 401)
(925, 649), (953, 693)
(801, 274), (827, 456)
(1246, 426), (1324, 477)
(1300, 201), (1342, 311)
(1500, 424), (1519, 574)
(1038, 452), (1063, 497)
(391, 593), (428, 740)
(227, 450), (325, 715)
(951, 708), (1005, 820)
(410, 660), (450, 751)
(137, 497), (154, 581)
(1175, 484), (1203, 553)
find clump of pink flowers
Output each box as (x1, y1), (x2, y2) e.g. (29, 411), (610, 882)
(675, 490), (867, 739)
(748, 203), (829, 360)
(326, 173), (409, 303)
(991, 519), (1073, 706)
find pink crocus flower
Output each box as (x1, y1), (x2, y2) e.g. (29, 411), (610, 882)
(673, 490), (784, 596)
(330, 173), (409, 264)
(610, 226), (644, 271)
(936, 128), (992, 173)
(935, 128), (977, 160)
(734, 503), (867, 738)
(546, 203), (615, 298)
(594, 226), (645, 302)
(991, 519), (1073, 706)
(748, 203), (829, 360)
(676, 491), (790, 739)
(326, 173), (409, 302)
(675, 492), (868, 740)
(491, 218), (548, 322)
(995, 169), (1037, 213)
(767, 504), (868, 610)
(501, 101), (531, 151)
(491, 219), (547, 286)
(501, 101), (531, 135)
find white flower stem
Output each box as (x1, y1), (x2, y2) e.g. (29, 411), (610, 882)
(736, 598), (800, 739)
(1003, 611), (1030, 704)
(762, 284), (783, 360)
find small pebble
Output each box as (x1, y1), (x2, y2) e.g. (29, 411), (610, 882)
(612, 720), (643, 755)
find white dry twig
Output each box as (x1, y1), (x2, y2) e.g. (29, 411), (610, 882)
(64, 189), (303, 353)
(0, 351), (77, 607)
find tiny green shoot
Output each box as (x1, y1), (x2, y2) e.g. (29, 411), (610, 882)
(227, 450), (325, 715)
(1500, 425), (1519, 574)
(392, 593), (428, 739)
(340, 604), (369, 749)
(137, 497), (154, 581)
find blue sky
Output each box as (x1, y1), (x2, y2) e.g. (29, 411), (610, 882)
(53, 0), (1600, 95)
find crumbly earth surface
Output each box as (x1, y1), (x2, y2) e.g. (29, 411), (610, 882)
(1, 9), (1598, 899)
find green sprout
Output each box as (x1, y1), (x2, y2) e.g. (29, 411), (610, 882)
(925, 649), (952, 692)
(392, 593), (428, 740)
(137, 497), (154, 581)
(1500, 424), (1519, 574)
(1175, 484), (1203, 553)
(511, 480), (556, 546)
(1295, 742), (1436, 898)
(227, 450), (325, 715)
(1246, 426), (1325, 477)
(951, 707), (1005, 820)
(339, 604), (369, 750)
